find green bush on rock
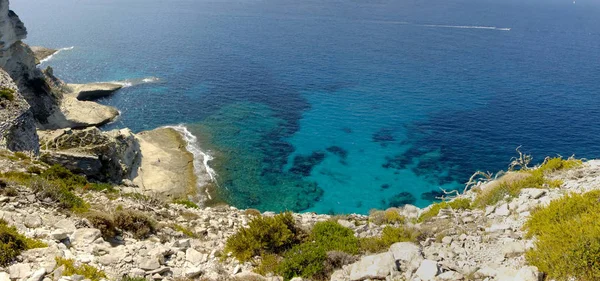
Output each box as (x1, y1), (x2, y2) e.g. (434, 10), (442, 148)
(225, 212), (302, 262)
(0, 219), (47, 266)
(524, 190), (600, 280)
(418, 198), (472, 222)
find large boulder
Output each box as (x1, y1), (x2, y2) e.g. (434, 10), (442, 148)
(348, 252), (396, 281)
(39, 127), (140, 182)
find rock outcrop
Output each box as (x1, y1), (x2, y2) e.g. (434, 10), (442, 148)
(38, 127), (139, 182)
(67, 82), (123, 101)
(132, 127), (196, 199)
(0, 68), (38, 152)
(29, 46), (56, 65)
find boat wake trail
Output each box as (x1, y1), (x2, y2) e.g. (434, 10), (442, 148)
(39, 46), (75, 64)
(364, 20), (510, 31)
(167, 125), (219, 200)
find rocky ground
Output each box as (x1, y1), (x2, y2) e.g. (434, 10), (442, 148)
(1, 149), (599, 281)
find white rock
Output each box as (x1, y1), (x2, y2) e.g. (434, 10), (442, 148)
(51, 229), (69, 241)
(415, 260), (439, 281)
(26, 268), (46, 281)
(502, 242), (525, 257)
(337, 219), (354, 229)
(139, 257), (161, 271)
(54, 219), (76, 234)
(495, 203), (510, 216)
(70, 228), (101, 248)
(9, 263), (32, 279)
(436, 270), (464, 280)
(348, 252), (396, 281)
(24, 214), (42, 228)
(185, 248), (204, 265)
(389, 242), (423, 271)
(0, 272), (10, 281)
(521, 188), (546, 199)
(441, 236), (453, 245)
(514, 266), (540, 281)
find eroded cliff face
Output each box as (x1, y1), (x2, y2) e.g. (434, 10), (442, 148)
(0, 0), (60, 127)
(0, 68), (39, 152)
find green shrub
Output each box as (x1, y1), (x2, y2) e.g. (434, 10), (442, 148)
(369, 208), (406, 225)
(0, 87), (15, 101)
(41, 165), (87, 190)
(114, 210), (156, 239)
(244, 209), (262, 217)
(173, 199), (199, 209)
(254, 253), (280, 276)
(311, 221), (359, 254)
(84, 211), (117, 239)
(418, 198), (472, 222)
(225, 212), (301, 262)
(0, 219), (47, 266)
(85, 182), (116, 193)
(26, 166), (42, 174)
(172, 224), (197, 238)
(13, 152), (29, 160)
(359, 225), (421, 254)
(276, 243), (327, 280)
(55, 257), (107, 281)
(30, 178), (88, 212)
(524, 190), (600, 280)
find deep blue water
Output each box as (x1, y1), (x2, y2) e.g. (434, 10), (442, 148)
(15, 0), (600, 214)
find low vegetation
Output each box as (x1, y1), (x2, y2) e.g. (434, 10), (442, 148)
(418, 198), (472, 222)
(84, 209), (156, 239)
(55, 257), (107, 281)
(226, 212), (422, 280)
(368, 208), (405, 225)
(473, 157), (581, 207)
(0, 87), (15, 101)
(173, 199), (199, 209)
(0, 219), (47, 266)
(524, 190), (600, 280)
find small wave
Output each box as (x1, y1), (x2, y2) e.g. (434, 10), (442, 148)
(421, 24), (510, 31)
(111, 76), (160, 88)
(38, 46), (75, 64)
(167, 125), (219, 200)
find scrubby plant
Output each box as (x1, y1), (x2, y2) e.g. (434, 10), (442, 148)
(254, 253), (280, 276)
(84, 182), (116, 193)
(369, 208), (406, 225)
(474, 157), (581, 207)
(84, 211), (117, 239)
(244, 208), (262, 217)
(359, 225), (421, 254)
(0, 87), (15, 101)
(120, 276), (148, 281)
(55, 257), (107, 281)
(418, 198), (472, 222)
(311, 221), (359, 254)
(41, 164), (87, 190)
(172, 223), (197, 238)
(225, 212), (301, 262)
(114, 210), (156, 239)
(0, 219), (47, 266)
(173, 199), (199, 209)
(276, 243), (327, 280)
(524, 190), (600, 280)
(30, 178), (88, 212)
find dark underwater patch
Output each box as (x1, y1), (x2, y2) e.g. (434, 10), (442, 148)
(290, 151), (327, 176)
(326, 145), (348, 160)
(421, 190), (445, 201)
(381, 183), (390, 190)
(388, 192), (416, 207)
(372, 128), (396, 146)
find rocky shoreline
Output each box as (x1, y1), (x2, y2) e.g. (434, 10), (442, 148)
(0, 1), (597, 281)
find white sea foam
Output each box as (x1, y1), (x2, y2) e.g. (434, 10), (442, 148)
(167, 125), (219, 200)
(38, 46), (75, 64)
(111, 76), (160, 88)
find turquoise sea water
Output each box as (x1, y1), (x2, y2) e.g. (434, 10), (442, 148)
(15, 0), (600, 214)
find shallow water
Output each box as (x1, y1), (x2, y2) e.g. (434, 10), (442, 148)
(16, 0), (600, 214)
